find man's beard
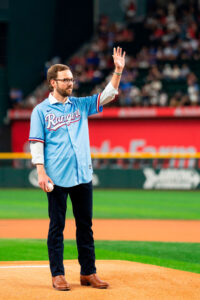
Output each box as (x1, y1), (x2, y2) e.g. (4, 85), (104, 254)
(56, 86), (72, 97)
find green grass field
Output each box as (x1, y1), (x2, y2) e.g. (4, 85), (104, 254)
(0, 188), (200, 219)
(0, 239), (199, 274)
(0, 188), (200, 274)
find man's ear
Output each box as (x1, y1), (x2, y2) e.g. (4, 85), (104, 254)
(50, 79), (56, 89)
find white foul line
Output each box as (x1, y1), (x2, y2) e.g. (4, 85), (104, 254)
(0, 265), (49, 269)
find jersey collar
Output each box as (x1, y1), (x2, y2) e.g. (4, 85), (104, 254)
(49, 93), (72, 104)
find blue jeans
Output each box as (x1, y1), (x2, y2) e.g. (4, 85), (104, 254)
(47, 181), (96, 276)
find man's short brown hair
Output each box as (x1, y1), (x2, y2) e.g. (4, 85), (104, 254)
(47, 64), (70, 91)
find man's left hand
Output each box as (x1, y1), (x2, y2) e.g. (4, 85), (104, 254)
(112, 47), (126, 72)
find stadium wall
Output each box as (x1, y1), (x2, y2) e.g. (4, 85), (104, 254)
(5, 107), (200, 190)
(0, 167), (199, 190)
(7, 0), (94, 96)
(7, 0), (56, 96)
(8, 108), (200, 154)
(0, 66), (7, 126)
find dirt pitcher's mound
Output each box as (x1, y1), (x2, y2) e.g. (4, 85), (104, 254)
(0, 260), (200, 300)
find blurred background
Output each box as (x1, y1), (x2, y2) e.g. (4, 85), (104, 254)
(0, 0), (200, 189)
(0, 0), (200, 279)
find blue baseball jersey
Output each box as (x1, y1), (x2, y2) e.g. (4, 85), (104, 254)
(29, 93), (102, 187)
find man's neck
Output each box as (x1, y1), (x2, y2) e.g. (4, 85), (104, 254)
(52, 91), (67, 103)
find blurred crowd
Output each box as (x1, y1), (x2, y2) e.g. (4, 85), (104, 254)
(12, 0), (200, 109)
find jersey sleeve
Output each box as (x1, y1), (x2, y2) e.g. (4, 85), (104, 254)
(76, 94), (103, 116)
(29, 107), (45, 143)
(88, 93), (103, 116)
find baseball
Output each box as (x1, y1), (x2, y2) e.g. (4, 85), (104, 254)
(47, 182), (54, 192)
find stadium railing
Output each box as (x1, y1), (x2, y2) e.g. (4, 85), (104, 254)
(0, 152), (200, 159)
(0, 152), (199, 189)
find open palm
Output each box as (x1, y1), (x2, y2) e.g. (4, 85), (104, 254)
(112, 47), (126, 71)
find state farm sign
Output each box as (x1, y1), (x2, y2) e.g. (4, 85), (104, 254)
(89, 118), (199, 153)
(11, 116), (200, 158)
(91, 139), (196, 154)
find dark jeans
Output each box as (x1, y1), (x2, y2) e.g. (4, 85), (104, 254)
(47, 181), (96, 276)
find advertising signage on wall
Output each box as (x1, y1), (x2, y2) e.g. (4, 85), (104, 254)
(6, 107), (200, 190)
(89, 118), (199, 153)
(10, 108), (200, 157)
(143, 168), (200, 189)
(8, 107), (200, 120)
(93, 169), (200, 190)
(0, 167), (200, 190)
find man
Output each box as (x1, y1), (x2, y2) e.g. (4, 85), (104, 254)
(29, 47), (125, 291)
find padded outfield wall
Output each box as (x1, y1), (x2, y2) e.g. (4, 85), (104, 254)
(1, 107), (199, 190)
(0, 167), (199, 190)
(8, 107), (200, 154)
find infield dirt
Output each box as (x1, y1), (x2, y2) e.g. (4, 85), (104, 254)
(0, 219), (200, 242)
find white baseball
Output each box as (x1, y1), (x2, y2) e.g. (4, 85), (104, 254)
(47, 182), (54, 192)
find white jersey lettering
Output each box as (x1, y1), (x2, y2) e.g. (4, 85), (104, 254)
(45, 109), (81, 131)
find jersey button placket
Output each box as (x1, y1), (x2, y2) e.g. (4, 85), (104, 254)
(64, 103), (79, 185)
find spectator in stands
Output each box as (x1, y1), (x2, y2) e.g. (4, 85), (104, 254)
(171, 65), (181, 80)
(23, 1), (200, 108)
(180, 64), (190, 78)
(163, 64), (173, 79)
(9, 87), (23, 109)
(146, 65), (162, 81)
(125, 0), (137, 23)
(187, 72), (199, 105)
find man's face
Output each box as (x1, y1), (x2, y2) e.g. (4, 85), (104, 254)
(52, 70), (74, 97)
